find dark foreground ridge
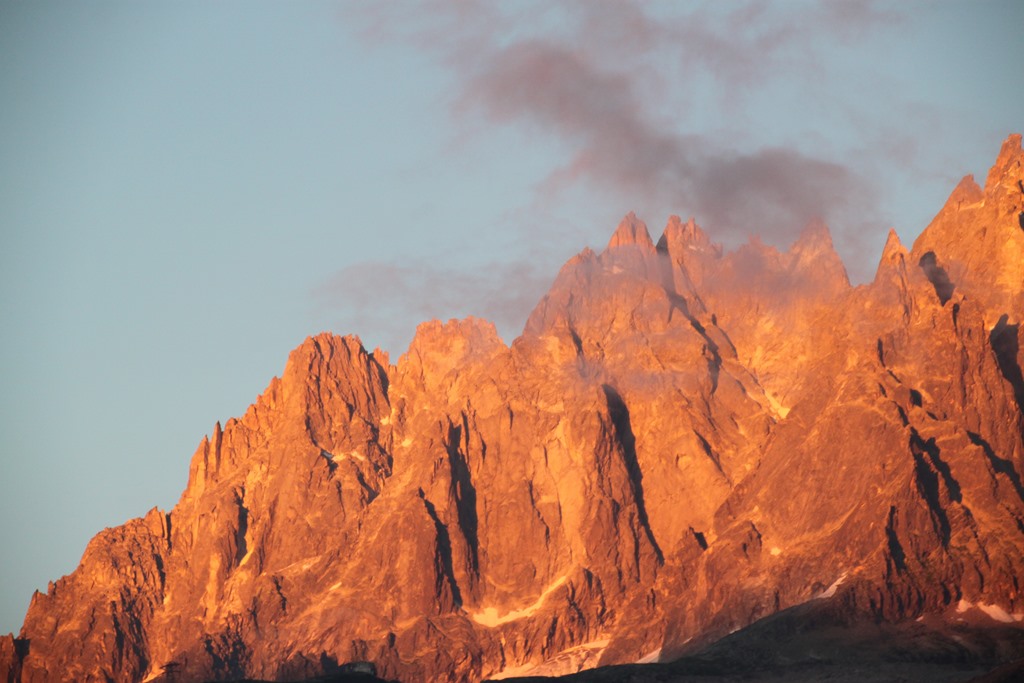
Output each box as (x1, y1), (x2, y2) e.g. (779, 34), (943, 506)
(215, 676), (392, 683)
(206, 660), (397, 682)
(494, 600), (1024, 682)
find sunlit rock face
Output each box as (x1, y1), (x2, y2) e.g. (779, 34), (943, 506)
(3, 136), (1023, 683)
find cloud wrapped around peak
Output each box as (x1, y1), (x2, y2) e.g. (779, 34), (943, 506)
(367, 1), (896, 253)
(324, 0), (915, 349)
(313, 257), (555, 355)
(465, 4), (893, 245)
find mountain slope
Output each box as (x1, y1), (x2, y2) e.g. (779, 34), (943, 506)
(3, 136), (1023, 683)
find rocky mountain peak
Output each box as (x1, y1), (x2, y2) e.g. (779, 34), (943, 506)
(874, 228), (908, 280)
(880, 227), (906, 260)
(948, 174), (985, 208)
(657, 214), (721, 256)
(605, 211), (655, 253)
(784, 219), (850, 293)
(986, 132), (1023, 190)
(285, 332), (365, 374)
(403, 317), (505, 361)
(398, 317), (507, 396)
(911, 134), (1024, 316)
(4, 135), (1023, 683)
(791, 217), (833, 251)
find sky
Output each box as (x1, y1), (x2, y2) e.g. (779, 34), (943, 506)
(0, 0), (1021, 635)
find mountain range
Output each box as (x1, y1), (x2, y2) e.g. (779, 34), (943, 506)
(3, 135), (1023, 683)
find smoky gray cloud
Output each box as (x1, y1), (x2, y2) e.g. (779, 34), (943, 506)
(454, 2), (896, 253)
(361, 1), (902, 260)
(466, 39), (863, 242)
(322, 1), (914, 353)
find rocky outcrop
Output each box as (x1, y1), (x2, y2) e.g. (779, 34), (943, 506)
(3, 136), (1023, 682)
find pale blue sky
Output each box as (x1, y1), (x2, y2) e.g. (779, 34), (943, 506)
(1, 1), (1021, 634)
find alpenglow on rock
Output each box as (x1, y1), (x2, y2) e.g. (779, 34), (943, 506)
(3, 136), (1023, 683)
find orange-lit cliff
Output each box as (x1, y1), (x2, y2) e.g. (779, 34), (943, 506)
(3, 136), (1023, 682)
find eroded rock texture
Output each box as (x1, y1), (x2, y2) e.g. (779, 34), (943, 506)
(3, 136), (1023, 682)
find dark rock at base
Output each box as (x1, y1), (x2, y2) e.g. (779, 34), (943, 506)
(493, 601), (1024, 682)
(964, 659), (1024, 683)
(212, 672), (397, 683)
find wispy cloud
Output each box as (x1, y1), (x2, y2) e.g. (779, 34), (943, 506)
(359, 0), (902, 247)
(455, 1), (899, 248)
(313, 257), (555, 355)
(322, 1), (911, 351)
(464, 37), (865, 241)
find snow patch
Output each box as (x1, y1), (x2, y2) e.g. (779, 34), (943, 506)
(814, 572), (848, 599)
(279, 555), (322, 574)
(764, 391), (791, 419)
(489, 662), (537, 680)
(323, 449), (367, 464)
(637, 648), (661, 664)
(489, 638), (609, 679)
(978, 603), (1016, 623)
(770, 546), (782, 556)
(579, 639), (610, 649)
(470, 575), (568, 627)
(955, 600), (1019, 623)
(401, 437), (413, 447)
